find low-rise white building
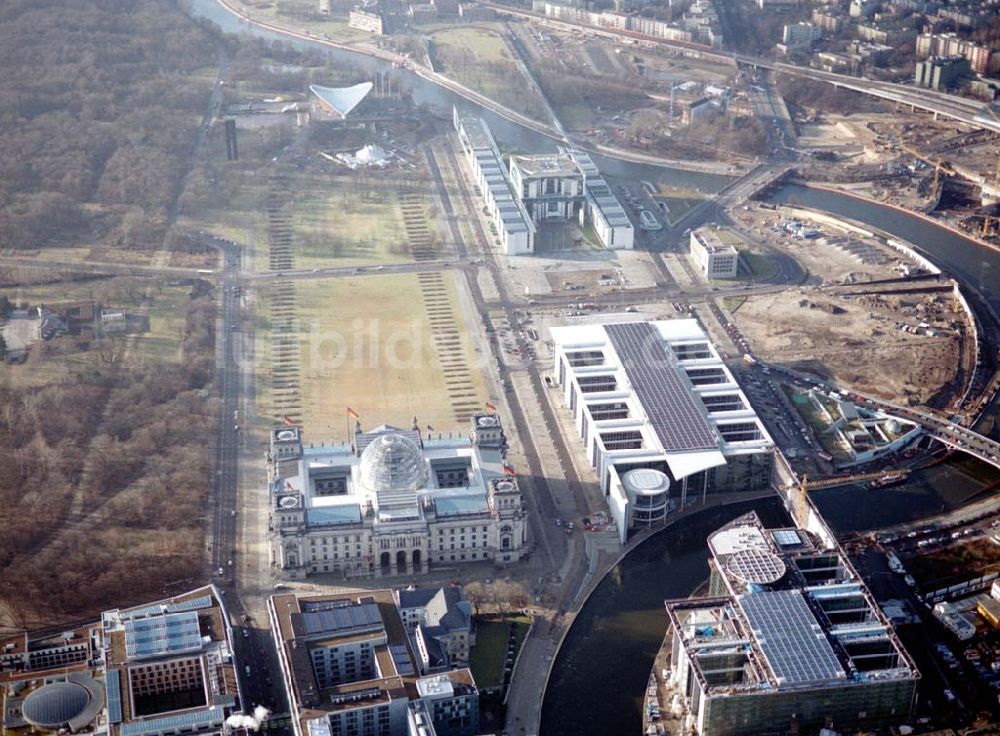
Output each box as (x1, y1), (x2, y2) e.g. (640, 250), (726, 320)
(550, 319), (774, 542)
(569, 150), (634, 250)
(453, 109), (535, 255)
(268, 414), (527, 578)
(689, 228), (739, 279)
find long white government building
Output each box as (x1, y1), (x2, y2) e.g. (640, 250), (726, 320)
(268, 415), (527, 579)
(453, 107), (633, 254)
(550, 319), (774, 542)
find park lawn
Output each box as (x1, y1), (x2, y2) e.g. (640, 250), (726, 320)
(469, 616), (532, 689)
(431, 26), (511, 66)
(556, 102), (598, 131)
(141, 284), (199, 364)
(739, 251), (777, 280)
(290, 271), (488, 439)
(430, 27), (549, 123)
(289, 177), (414, 270)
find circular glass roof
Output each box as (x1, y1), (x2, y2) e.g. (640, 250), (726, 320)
(359, 434), (428, 494)
(726, 549), (787, 586)
(22, 682), (91, 729)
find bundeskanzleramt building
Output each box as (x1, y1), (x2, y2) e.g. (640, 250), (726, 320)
(666, 512), (920, 736)
(689, 228), (739, 280)
(550, 319), (774, 542)
(454, 108), (632, 253)
(268, 415), (526, 579)
(268, 590), (479, 736)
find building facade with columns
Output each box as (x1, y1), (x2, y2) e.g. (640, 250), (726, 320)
(267, 415), (527, 579)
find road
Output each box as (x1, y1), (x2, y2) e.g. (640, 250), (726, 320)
(473, 1), (998, 134)
(209, 246), (243, 583)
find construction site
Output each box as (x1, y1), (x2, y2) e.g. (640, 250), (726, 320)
(722, 204), (975, 408)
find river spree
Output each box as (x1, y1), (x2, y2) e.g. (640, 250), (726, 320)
(764, 184), (1000, 313)
(539, 498), (789, 736)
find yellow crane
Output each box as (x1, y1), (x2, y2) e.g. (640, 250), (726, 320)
(900, 143), (956, 185)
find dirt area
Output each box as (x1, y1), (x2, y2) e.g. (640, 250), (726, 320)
(731, 206), (904, 284)
(904, 539), (1000, 591)
(730, 288), (961, 403)
(498, 242), (658, 300)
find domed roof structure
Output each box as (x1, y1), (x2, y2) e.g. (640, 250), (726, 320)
(622, 468), (670, 495)
(358, 433), (428, 494)
(21, 681), (93, 730)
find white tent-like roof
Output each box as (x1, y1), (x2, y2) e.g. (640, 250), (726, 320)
(310, 82), (374, 118)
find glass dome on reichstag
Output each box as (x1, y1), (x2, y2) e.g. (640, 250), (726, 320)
(358, 434), (428, 493)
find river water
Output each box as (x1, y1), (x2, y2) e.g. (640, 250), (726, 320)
(184, 2), (1000, 730)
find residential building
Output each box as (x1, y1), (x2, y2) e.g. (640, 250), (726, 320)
(667, 512), (920, 736)
(856, 21), (915, 45)
(689, 228), (739, 279)
(453, 109), (535, 255)
(916, 32), (992, 75)
(914, 55), (973, 90)
(267, 414), (527, 579)
(781, 21), (822, 50)
(396, 587), (474, 669)
(814, 51), (852, 72)
(936, 5), (997, 29)
(348, 5), (386, 33)
(549, 320), (774, 542)
(811, 8), (844, 32)
(849, 0), (878, 17)
(269, 590), (480, 736)
(849, 40), (894, 65)
(755, 0), (799, 10)
(1, 587), (244, 736)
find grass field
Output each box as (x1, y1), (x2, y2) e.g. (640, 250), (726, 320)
(469, 615), (531, 689)
(283, 177), (413, 271)
(431, 26), (511, 66)
(269, 271), (489, 439)
(429, 26), (548, 123)
(184, 163), (423, 273)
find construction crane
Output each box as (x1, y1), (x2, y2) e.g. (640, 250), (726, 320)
(900, 143), (956, 185)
